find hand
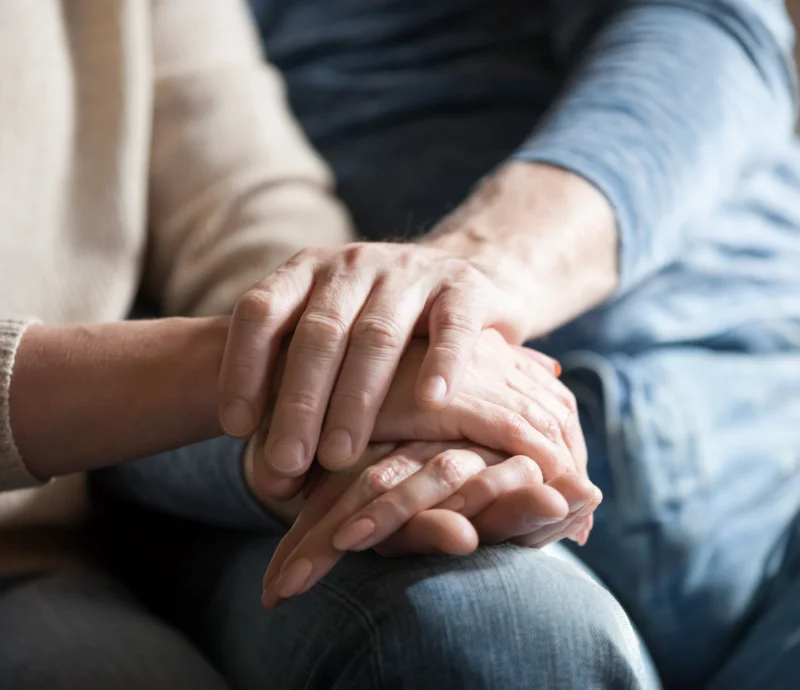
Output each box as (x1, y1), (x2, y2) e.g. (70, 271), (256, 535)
(218, 242), (527, 479)
(258, 441), (601, 609)
(247, 330), (588, 501)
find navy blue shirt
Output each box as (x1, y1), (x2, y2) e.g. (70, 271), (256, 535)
(250, 0), (557, 240)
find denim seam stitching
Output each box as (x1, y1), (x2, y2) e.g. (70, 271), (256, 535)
(315, 579), (387, 690)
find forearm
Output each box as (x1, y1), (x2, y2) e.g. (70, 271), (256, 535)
(422, 162), (617, 341)
(516, 0), (796, 291)
(10, 317), (228, 480)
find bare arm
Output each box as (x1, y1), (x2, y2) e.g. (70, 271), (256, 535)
(9, 317), (228, 481)
(421, 162), (618, 341)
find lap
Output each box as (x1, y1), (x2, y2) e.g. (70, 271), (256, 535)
(706, 511), (800, 690)
(93, 347), (799, 689)
(563, 350), (800, 688)
(138, 519), (657, 690)
(0, 569), (229, 690)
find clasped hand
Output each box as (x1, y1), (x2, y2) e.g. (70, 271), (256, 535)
(242, 330), (600, 609)
(218, 242), (601, 608)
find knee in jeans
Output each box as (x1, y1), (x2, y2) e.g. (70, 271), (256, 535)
(348, 548), (647, 689)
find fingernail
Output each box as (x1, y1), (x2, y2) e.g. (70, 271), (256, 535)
(268, 438), (306, 474)
(439, 495), (466, 512)
(261, 589), (283, 610)
(568, 497), (591, 514)
(332, 517), (376, 551)
(554, 360), (562, 378)
(319, 429), (352, 466)
(221, 399), (255, 436)
(526, 515), (566, 528)
(274, 558), (313, 599)
(420, 375), (447, 402)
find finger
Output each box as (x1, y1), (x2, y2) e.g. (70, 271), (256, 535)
(317, 275), (429, 470)
(251, 456), (305, 502)
(263, 271), (374, 476)
(264, 442), (448, 603)
(470, 483), (570, 544)
(261, 442), (400, 608)
(515, 346), (562, 377)
(261, 486), (336, 610)
(219, 260), (316, 437)
(516, 500), (599, 549)
(547, 472), (601, 514)
(574, 514), (595, 546)
(416, 282), (486, 410)
(439, 396), (575, 480)
(506, 373), (588, 474)
(512, 348), (578, 415)
(331, 447), (497, 553)
(247, 416), (305, 502)
(510, 475), (601, 548)
(538, 514), (594, 548)
(437, 454), (545, 518)
(374, 510), (479, 557)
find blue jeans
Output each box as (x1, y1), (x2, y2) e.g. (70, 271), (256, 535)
(93, 349), (800, 690)
(0, 571), (230, 690)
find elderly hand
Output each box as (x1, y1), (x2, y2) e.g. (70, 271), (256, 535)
(255, 440), (601, 609)
(218, 242), (532, 480)
(246, 330), (589, 502)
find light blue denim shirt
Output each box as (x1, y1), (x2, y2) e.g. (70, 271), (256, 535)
(518, 1), (800, 357)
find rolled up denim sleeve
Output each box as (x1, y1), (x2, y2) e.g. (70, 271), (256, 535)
(515, 0), (797, 293)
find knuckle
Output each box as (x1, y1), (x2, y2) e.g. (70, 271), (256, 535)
(430, 451), (468, 490)
(513, 455), (543, 484)
(560, 389), (578, 414)
(540, 412), (563, 445)
(520, 399), (566, 446)
(505, 413), (534, 444)
(370, 491), (408, 524)
(561, 405), (580, 437)
(296, 311), (350, 343)
(351, 314), (404, 352)
(396, 250), (416, 270)
(550, 445), (574, 476)
(234, 289), (278, 323)
(282, 249), (309, 270)
(342, 243), (369, 268)
(363, 462), (406, 495)
(330, 387), (373, 412)
(226, 352), (259, 377)
(471, 473), (497, 499)
(437, 305), (478, 335)
(454, 262), (483, 285)
(281, 389), (321, 416)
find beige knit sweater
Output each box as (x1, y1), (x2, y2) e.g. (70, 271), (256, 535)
(0, 0), (352, 572)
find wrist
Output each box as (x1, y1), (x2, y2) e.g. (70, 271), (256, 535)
(421, 162), (619, 338)
(11, 316), (230, 478)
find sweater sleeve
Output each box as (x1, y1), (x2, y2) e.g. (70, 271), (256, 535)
(0, 319), (42, 491)
(515, 0), (797, 293)
(145, 0), (354, 317)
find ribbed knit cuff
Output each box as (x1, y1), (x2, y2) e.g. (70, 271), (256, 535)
(0, 318), (43, 491)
